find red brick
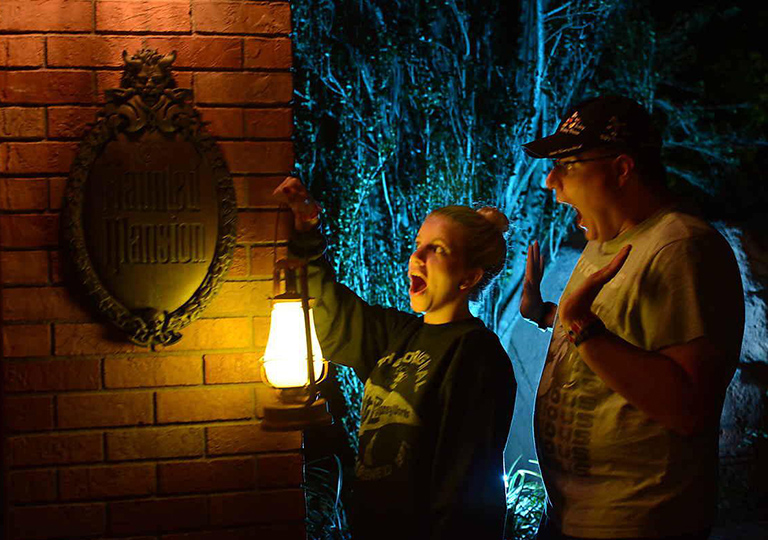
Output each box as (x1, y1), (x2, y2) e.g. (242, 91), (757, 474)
(160, 317), (253, 351)
(8, 432), (103, 466)
(50, 250), (64, 283)
(58, 392), (154, 429)
(145, 36), (243, 69)
(193, 2), (291, 34)
(0, 178), (48, 210)
(244, 37), (292, 69)
(4, 396), (54, 432)
(0, 36), (45, 67)
(0, 251), (49, 285)
(0, 214), (59, 248)
(237, 210), (291, 242)
(199, 107), (244, 138)
(96, 71), (122, 97)
(104, 355), (203, 388)
(156, 386), (254, 423)
(0, 71), (94, 104)
(250, 246), (287, 276)
(54, 323), (145, 355)
(50, 177), (68, 209)
(48, 106), (100, 138)
(3, 358), (101, 392)
(47, 36), (143, 68)
(0, 1), (93, 32)
(209, 489), (305, 527)
(206, 423), (302, 455)
(228, 245), (248, 277)
(194, 73), (292, 105)
(96, 1), (192, 33)
(222, 142), (294, 175)
(0, 142), (78, 173)
(205, 281), (271, 317)
(257, 453), (303, 488)
(0, 107), (45, 139)
(204, 353), (261, 384)
(158, 458), (256, 494)
(9, 503), (106, 540)
(2, 324), (51, 357)
(107, 427), (204, 461)
(254, 382), (286, 419)
(8, 469), (58, 503)
(253, 317), (270, 349)
(233, 177), (248, 207)
(60, 464), (156, 500)
(245, 176), (288, 207)
(2, 287), (92, 322)
(109, 496), (207, 535)
(244, 108), (293, 139)
(96, 71), (193, 102)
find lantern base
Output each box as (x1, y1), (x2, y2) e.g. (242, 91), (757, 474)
(262, 397), (333, 431)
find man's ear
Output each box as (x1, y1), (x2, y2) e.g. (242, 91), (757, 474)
(460, 268), (484, 291)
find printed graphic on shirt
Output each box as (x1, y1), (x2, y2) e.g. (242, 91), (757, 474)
(375, 349), (432, 392)
(537, 327), (600, 477)
(355, 350), (431, 481)
(359, 381), (420, 436)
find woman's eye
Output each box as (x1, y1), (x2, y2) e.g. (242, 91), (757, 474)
(434, 246), (445, 254)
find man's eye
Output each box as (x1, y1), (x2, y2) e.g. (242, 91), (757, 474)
(434, 246), (445, 254)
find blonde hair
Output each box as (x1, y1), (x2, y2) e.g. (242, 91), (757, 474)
(429, 205), (509, 300)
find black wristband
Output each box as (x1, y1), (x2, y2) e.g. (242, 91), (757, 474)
(567, 317), (606, 347)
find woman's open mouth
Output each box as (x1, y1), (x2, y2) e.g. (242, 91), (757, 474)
(575, 208), (584, 229)
(409, 274), (427, 295)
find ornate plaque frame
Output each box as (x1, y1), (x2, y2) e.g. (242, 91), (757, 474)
(62, 49), (237, 348)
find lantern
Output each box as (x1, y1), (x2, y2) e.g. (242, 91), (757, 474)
(261, 258), (332, 430)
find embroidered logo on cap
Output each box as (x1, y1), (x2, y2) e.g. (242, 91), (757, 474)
(558, 111), (586, 136)
(600, 115), (628, 142)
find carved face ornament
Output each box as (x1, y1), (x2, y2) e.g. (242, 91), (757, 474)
(121, 49), (177, 105)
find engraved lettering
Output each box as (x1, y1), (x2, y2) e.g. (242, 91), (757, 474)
(101, 219), (208, 274)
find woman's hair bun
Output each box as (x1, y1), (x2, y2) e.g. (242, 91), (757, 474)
(476, 206), (509, 234)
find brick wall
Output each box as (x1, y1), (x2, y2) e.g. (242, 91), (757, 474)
(0, 2), (305, 539)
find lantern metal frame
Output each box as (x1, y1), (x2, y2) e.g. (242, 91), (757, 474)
(261, 258), (332, 431)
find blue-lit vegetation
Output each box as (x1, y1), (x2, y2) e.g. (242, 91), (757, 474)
(292, 1), (766, 538)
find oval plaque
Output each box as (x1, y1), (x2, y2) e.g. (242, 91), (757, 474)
(63, 49), (237, 348)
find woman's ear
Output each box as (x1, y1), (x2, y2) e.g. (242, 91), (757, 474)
(615, 154), (635, 188)
(460, 268), (484, 291)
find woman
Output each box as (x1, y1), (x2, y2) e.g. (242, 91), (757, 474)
(275, 177), (516, 540)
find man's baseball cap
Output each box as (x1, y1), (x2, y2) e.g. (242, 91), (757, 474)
(522, 95), (662, 159)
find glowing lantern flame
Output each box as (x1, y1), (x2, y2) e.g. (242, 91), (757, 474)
(262, 300), (325, 388)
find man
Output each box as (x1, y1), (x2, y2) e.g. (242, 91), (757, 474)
(520, 95), (744, 540)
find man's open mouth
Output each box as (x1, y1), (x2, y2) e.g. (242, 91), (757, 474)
(409, 274), (427, 295)
(561, 200), (584, 229)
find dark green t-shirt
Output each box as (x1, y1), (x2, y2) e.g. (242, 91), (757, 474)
(290, 229), (516, 540)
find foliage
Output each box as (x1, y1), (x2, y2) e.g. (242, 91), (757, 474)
(505, 458), (546, 540)
(304, 456), (352, 540)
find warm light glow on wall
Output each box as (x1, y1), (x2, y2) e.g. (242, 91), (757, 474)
(262, 300), (325, 388)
